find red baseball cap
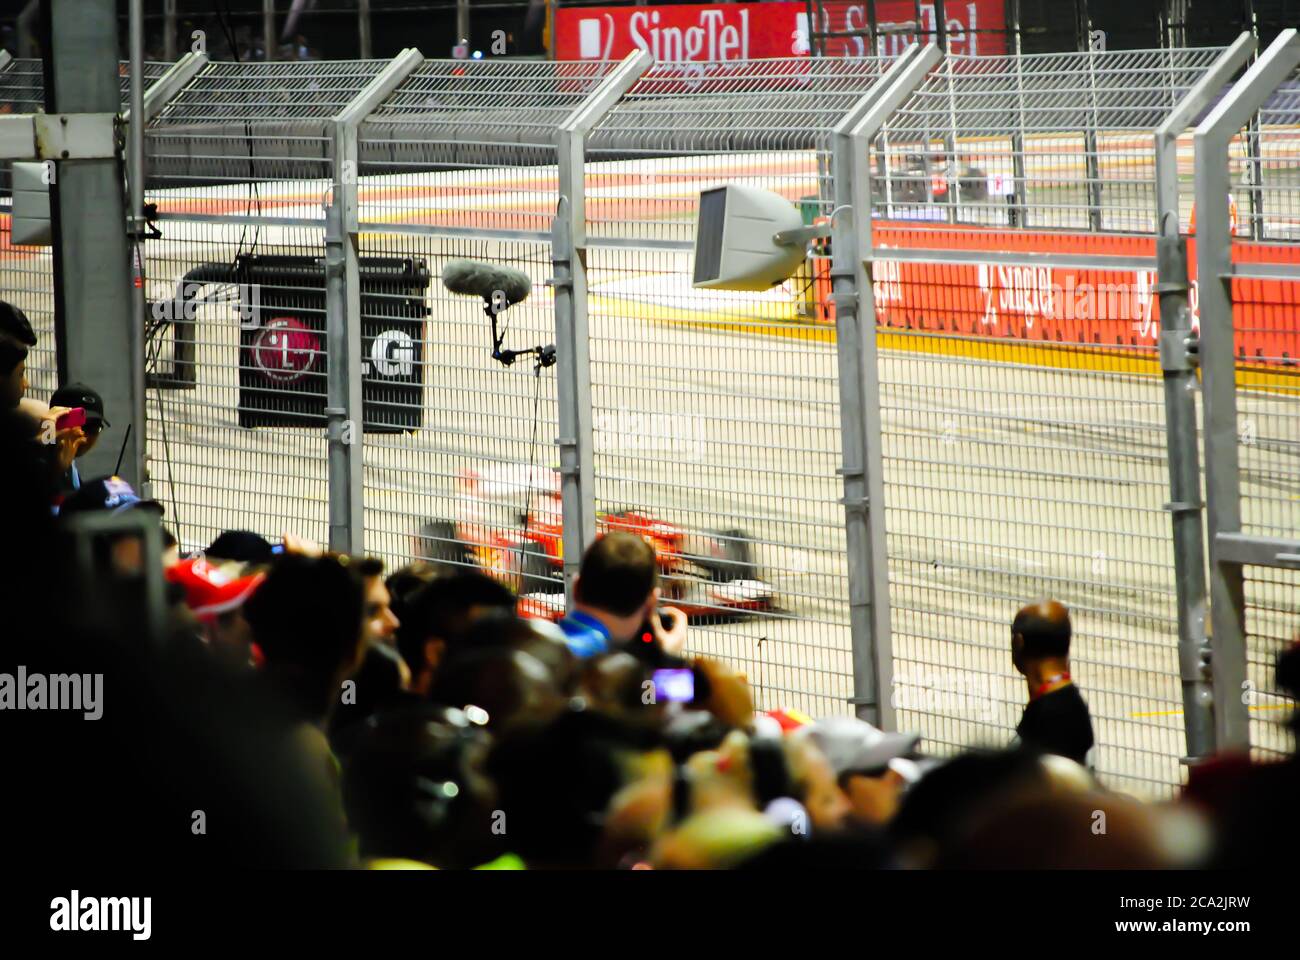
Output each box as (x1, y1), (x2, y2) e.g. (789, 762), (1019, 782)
(166, 557), (265, 621)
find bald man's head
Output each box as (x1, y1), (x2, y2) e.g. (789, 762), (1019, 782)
(1011, 600), (1072, 663)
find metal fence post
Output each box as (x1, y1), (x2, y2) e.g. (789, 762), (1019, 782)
(1153, 33), (1254, 764)
(829, 42), (920, 726)
(42, 0), (144, 487)
(1193, 28), (1300, 751)
(835, 42), (943, 729)
(1084, 40), (1104, 231)
(327, 50), (424, 554)
(1011, 40), (1029, 227)
(553, 51), (652, 605)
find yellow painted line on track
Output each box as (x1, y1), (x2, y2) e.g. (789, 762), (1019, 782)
(1132, 704), (1295, 718)
(589, 290), (1300, 394)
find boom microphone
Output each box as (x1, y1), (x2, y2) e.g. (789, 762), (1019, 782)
(442, 259), (532, 308)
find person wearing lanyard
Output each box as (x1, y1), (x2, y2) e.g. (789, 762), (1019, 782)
(1010, 600), (1095, 768)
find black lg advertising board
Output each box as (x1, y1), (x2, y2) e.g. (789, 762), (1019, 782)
(233, 255), (429, 432)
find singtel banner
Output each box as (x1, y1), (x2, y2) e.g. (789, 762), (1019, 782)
(555, 2), (1006, 63)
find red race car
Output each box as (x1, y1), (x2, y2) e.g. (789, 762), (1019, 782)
(414, 464), (775, 621)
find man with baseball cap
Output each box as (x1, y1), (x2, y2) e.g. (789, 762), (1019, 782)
(167, 556), (266, 667)
(59, 475), (163, 517)
(49, 382), (110, 493)
(803, 715), (924, 828)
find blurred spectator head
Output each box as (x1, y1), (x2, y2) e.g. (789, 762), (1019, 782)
(243, 554), (367, 724)
(514, 617), (579, 694)
(340, 705), (498, 869)
(487, 707), (664, 868)
(889, 749), (1055, 867)
(1011, 599), (1072, 675)
(329, 642), (416, 748)
(1, 337), (30, 409)
(396, 569), (515, 694)
(165, 556), (265, 665)
(805, 715), (922, 827)
(161, 526), (180, 568)
(354, 556), (399, 647)
(60, 475), (164, 518)
(578, 651), (655, 722)
(573, 531), (658, 644)
(935, 788), (1209, 869)
(706, 723), (850, 836)
(385, 560), (438, 627)
(49, 382), (109, 455)
(206, 529), (275, 565)
(0, 300), (36, 347)
(428, 639), (563, 733)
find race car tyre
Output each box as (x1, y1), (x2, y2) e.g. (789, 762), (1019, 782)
(695, 529), (760, 584)
(415, 519), (473, 569)
(517, 542), (564, 596)
(960, 167), (989, 202)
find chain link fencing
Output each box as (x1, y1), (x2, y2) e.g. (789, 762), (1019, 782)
(6, 39), (1292, 799)
(355, 58), (624, 591)
(582, 56), (889, 715)
(1196, 37), (1300, 765)
(868, 45), (1239, 797)
(143, 58), (391, 554)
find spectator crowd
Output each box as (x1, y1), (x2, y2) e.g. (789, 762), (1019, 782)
(3, 296), (1299, 871)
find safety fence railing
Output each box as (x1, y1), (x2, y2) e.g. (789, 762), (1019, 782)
(142, 56), (396, 552)
(354, 56), (634, 602)
(0, 53), (171, 405)
(8, 39), (1299, 798)
(581, 54), (893, 716)
(873, 46), (1227, 232)
(846, 42), (1273, 797)
(1193, 28), (1300, 768)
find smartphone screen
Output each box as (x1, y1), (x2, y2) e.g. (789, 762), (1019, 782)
(56, 407), (87, 431)
(652, 668), (695, 704)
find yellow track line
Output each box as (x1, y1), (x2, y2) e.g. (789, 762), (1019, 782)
(1132, 704), (1295, 718)
(588, 291), (1300, 394)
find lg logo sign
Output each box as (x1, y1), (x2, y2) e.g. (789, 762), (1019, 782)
(252, 317), (319, 382)
(365, 329), (416, 378)
(251, 323), (415, 382)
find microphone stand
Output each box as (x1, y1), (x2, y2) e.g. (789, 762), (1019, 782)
(485, 301), (557, 375)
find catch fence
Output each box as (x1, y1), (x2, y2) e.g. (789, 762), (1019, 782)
(4, 36), (1298, 797)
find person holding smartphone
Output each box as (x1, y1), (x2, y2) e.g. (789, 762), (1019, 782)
(557, 531), (688, 660)
(48, 383), (110, 494)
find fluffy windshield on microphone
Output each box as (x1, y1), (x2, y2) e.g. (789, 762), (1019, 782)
(441, 259), (532, 306)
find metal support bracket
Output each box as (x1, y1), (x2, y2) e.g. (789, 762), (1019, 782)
(1159, 329), (1199, 373)
(0, 112), (118, 161)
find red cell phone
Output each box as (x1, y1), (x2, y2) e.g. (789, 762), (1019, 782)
(55, 407), (86, 431)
